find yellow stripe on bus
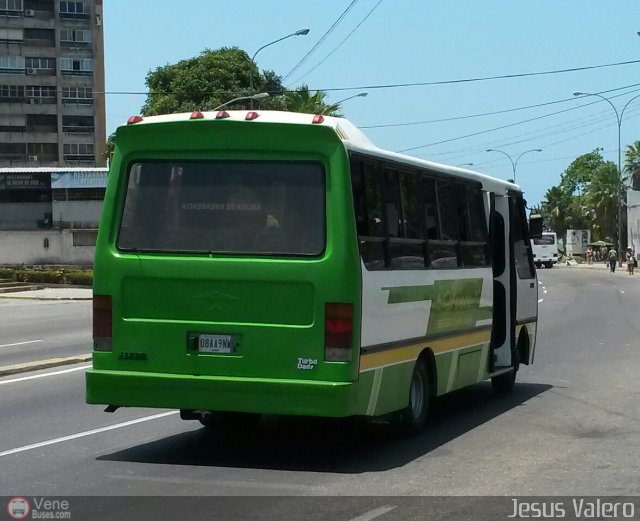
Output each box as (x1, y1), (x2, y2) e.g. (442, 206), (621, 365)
(359, 329), (491, 372)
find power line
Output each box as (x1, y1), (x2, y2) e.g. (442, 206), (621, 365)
(361, 82), (640, 129)
(98, 58), (640, 98)
(282, 0), (361, 82)
(311, 58), (640, 93)
(397, 87), (640, 153)
(290, 0), (384, 85)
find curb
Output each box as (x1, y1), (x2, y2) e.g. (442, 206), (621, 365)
(0, 355), (92, 377)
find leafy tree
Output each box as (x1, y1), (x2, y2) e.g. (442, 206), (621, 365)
(625, 140), (640, 191)
(540, 149), (618, 243)
(141, 47), (338, 116)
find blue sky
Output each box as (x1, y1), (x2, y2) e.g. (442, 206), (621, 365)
(103, 1), (640, 207)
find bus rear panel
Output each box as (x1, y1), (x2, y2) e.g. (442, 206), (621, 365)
(86, 117), (366, 417)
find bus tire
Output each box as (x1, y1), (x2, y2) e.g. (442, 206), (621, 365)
(199, 411), (261, 430)
(398, 358), (430, 435)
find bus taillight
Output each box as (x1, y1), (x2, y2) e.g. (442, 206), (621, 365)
(325, 303), (353, 362)
(93, 295), (112, 351)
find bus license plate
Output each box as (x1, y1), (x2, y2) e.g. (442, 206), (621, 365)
(198, 334), (236, 354)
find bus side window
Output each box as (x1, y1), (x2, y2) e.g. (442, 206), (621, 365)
(423, 177), (439, 240)
(510, 195), (535, 279)
(462, 184), (490, 267)
(383, 169), (402, 238)
(350, 156), (385, 270)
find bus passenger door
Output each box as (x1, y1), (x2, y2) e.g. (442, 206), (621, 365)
(489, 194), (513, 369)
(509, 193), (538, 364)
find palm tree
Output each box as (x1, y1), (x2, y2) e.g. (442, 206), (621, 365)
(624, 140), (640, 191)
(584, 162), (618, 241)
(541, 186), (568, 237)
(282, 85), (342, 116)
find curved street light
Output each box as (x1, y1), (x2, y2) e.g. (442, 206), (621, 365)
(456, 162), (474, 168)
(249, 28), (310, 107)
(572, 90), (640, 264)
(333, 92), (368, 105)
(213, 92), (269, 111)
(486, 148), (542, 183)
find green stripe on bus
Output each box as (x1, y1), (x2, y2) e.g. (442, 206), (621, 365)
(382, 278), (492, 336)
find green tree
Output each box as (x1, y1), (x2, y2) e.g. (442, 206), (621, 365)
(540, 149), (618, 243)
(141, 47), (338, 116)
(624, 140), (640, 191)
(102, 132), (116, 165)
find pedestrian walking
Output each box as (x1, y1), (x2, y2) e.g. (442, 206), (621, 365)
(608, 247), (617, 273)
(586, 246), (593, 265)
(602, 246), (608, 265)
(626, 247), (635, 275)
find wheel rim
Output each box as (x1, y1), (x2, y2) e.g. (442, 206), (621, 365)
(410, 370), (424, 418)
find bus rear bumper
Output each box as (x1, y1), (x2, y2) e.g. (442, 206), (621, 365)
(86, 369), (359, 417)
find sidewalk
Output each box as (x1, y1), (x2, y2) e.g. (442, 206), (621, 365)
(555, 259), (636, 272)
(0, 286), (92, 300)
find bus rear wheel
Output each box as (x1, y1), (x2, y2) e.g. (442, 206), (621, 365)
(398, 358), (430, 435)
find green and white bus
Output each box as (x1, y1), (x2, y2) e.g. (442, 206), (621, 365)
(86, 110), (541, 433)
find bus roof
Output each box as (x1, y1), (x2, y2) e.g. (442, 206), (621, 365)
(121, 110), (519, 195)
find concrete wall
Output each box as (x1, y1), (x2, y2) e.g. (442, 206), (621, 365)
(0, 230), (95, 265)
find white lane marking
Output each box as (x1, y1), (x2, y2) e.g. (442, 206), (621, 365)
(538, 299), (544, 303)
(348, 506), (397, 521)
(0, 364), (91, 385)
(0, 411), (179, 458)
(0, 340), (43, 349)
(543, 290), (548, 294)
(620, 290), (625, 294)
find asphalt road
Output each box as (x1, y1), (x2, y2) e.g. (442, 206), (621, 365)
(0, 298), (91, 366)
(1, 266), (640, 519)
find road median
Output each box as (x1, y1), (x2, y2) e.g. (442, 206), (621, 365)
(0, 354), (92, 377)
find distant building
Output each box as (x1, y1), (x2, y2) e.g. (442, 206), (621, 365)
(628, 190), (640, 255)
(0, 166), (107, 229)
(0, 166), (107, 265)
(0, 0), (105, 167)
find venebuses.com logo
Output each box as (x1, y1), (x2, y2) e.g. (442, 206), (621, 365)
(6, 497), (30, 520)
(6, 497), (71, 519)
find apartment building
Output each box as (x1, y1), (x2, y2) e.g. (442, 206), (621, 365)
(0, 0), (105, 167)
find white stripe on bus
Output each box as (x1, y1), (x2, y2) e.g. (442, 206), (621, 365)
(366, 368), (383, 416)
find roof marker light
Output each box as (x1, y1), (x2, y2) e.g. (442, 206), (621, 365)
(312, 114), (324, 124)
(190, 111), (205, 119)
(245, 111), (259, 121)
(127, 115), (143, 125)
(215, 111), (230, 119)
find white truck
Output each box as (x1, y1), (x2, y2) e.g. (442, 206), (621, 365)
(532, 231), (558, 268)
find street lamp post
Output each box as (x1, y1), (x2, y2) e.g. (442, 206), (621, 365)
(485, 148), (543, 183)
(333, 92), (368, 105)
(249, 28), (310, 107)
(572, 91), (640, 265)
(456, 163), (474, 168)
(213, 93), (269, 111)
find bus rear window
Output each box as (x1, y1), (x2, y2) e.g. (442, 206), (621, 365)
(117, 161), (325, 256)
(533, 235), (555, 246)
